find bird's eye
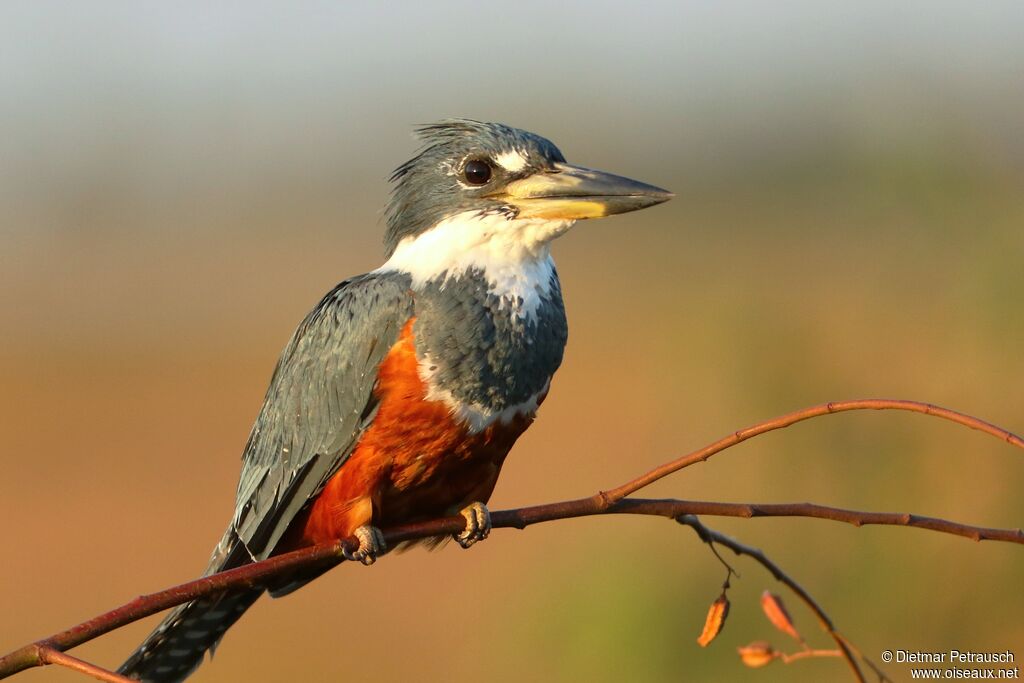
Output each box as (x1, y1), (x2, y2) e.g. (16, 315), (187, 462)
(463, 159), (492, 185)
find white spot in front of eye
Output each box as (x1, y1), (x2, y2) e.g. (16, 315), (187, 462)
(495, 150), (529, 173)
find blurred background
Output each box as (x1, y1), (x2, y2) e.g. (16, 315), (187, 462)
(2, 2), (1022, 681)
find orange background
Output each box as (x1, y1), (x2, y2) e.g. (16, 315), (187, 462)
(2, 3), (1022, 681)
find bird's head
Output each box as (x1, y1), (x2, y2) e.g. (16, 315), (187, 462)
(382, 119), (672, 263)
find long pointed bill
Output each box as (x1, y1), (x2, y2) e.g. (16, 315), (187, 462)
(492, 162), (673, 220)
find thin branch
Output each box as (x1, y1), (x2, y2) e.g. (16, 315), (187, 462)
(838, 635), (896, 683)
(677, 515), (887, 683)
(602, 399), (1024, 503)
(0, 539), (355, 679)
(37, 646), (134, 683)
(1, 398), (1020, 680)
(779, 648), (843, 664)
(604, 499), (1024, 544)
(393, 497), (1024, 544)
(1, 495), (1018, 678)
(841, 638), (888, 681)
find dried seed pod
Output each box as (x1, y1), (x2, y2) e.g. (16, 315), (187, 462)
(760, 591), (802, 642)
(737, 641), (777, 668)
(696, 594), (730, 647)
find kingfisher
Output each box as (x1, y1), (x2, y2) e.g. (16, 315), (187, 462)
(119, 119), (672, 681)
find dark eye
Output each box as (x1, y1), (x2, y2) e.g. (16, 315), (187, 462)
(463, 159), (492, 185)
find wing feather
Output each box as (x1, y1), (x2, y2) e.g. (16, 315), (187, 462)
(229, 271), (414, 562)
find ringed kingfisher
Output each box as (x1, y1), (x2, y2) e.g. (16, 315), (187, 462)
(120, 119), (672, 681)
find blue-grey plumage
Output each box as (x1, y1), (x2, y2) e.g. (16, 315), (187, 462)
(119, 274), (416, 682)
(413, 267), (567, 420)
(232, 273), (416, 559)
(119, 119), (672, 682)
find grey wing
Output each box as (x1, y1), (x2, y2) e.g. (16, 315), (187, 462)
(117, 272), (413, 681)
(226, 271), (414, 564)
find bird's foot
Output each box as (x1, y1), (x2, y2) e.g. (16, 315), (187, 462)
(344, 525), (386, 565)
(454, 502), (491, 549)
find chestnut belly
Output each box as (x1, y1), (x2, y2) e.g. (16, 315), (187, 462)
(376, 410), (534, 526)
(286, 317), (544, 548)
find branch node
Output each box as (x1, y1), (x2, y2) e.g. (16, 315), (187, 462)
(3, 397), (1020, 682)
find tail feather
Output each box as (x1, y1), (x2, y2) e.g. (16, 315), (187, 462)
(119, 528), (262, 682)
(118, 590), (262, 682)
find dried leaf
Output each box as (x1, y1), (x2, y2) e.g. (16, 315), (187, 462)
(696, 594), (730, 647)
(737, 641), (777, 668)
(760, 591), (802, 642)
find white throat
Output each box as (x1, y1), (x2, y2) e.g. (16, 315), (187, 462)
(376, 211), (574, 319)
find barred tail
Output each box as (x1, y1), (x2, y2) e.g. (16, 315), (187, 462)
(118, 589), (262, 682)
(119, 529), (262, 682)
